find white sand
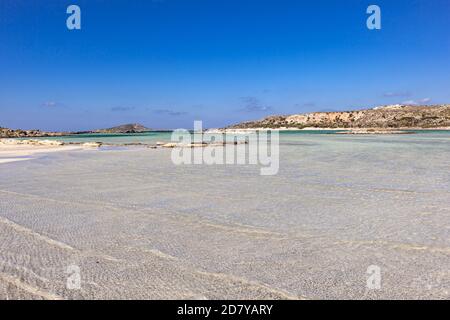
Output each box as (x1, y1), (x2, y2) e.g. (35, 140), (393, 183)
(0, 140), (88, 164)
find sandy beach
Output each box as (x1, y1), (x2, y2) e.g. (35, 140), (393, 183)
(0, 141), (84, 164)
(0, 133), (449, 299)
(0, 139), (102, 165)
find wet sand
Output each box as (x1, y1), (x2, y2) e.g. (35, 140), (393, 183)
(0, 134), (449, 299)
(0, 140), (86, 164)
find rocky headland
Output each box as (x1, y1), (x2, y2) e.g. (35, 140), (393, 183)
(227, 104), (450, 131)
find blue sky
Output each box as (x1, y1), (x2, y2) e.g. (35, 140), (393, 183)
(1, 0), (449, 131)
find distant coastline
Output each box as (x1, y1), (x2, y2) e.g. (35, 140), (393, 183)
(226, 104), (450, 131)
(2, 104), (450, 138)
(0, 123), (153, 139)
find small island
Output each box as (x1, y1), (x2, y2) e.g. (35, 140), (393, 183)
(0, 123), (152, 138)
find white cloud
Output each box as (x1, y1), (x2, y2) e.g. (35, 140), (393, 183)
(239, 97), (273, 113)
(111, 106), (135, 112)
(41, 101), (59, 108)
(154, 109), (187, 116)
(383, 91), (411, 98)
(401, 98), (432, 105)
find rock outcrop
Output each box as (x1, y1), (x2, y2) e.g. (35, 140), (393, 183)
(0, 127), (65, 138)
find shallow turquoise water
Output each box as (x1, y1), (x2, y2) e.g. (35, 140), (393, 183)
(1, 128), (450, 299)
(31, 131), (174, 144)
(26, 129), (450, 145)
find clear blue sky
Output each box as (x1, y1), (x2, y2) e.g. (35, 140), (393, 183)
(1, 0), (449, 131)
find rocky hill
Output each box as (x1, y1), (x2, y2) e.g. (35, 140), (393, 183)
(228, 104), (450, 129)
(94, 123), (151, 133)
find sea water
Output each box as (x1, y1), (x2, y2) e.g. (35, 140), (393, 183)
(1, 130), (449, 299)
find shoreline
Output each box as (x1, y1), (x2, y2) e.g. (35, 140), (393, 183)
(0, 139), (99, 164)
(208, 127), (450, 134)
(2, 127), (450, 139)
(2, 126), (450, 164)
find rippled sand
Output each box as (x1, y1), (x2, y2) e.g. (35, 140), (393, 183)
(0, 133), (449, 299)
